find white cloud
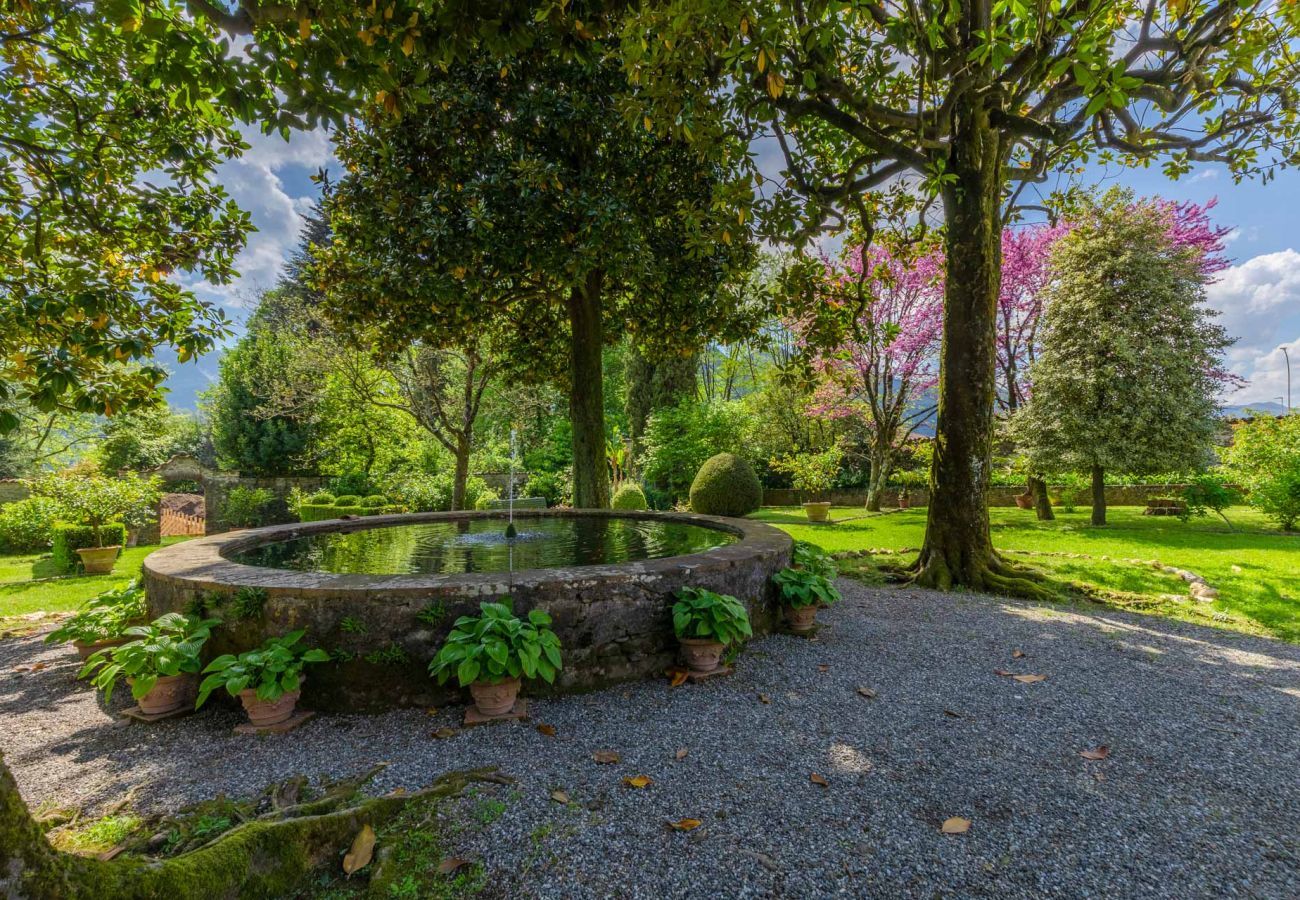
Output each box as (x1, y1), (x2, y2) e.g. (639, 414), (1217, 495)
(1207, 250), (1300, 404)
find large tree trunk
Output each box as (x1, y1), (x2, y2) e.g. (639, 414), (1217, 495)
(1090, 464), (1107, 526)
(567, 270), (610, 509)
(1028, 474), (1055, 521)
(451, 438), (470, 511)
(912, 98), (1047, 599)
(864, 445), (891, 512)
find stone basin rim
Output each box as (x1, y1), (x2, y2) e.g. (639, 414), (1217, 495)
(142, 508), (791, 595)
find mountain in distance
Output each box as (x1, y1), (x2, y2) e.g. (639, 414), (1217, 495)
(1219, 400), (1289, 418)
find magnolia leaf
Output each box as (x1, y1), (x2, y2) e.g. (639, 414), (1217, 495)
(623, 775), (653, 789)
(668, 818), (703, 831)
(550, 789), (570, 804)
(342, 824), (376, 876)
(432, 726), (458, 739)
(437, 857), (470, 875)
(1079, 745), (1111, 760)
(592, 750), (621, 764)
(810, 773), (829, 787)
(941, 816), (971, 835)
(856, 686), (877, 699)
(1012, 649), (1025, 658)
(993, 669), (1013, 677)
(1012, 674), (1047, 684)
(537, 723), (556, 736)
(667, 667), (689, 687)
(758, 692), (771, 704)
(675, 748), (688, 760)
(943, 709), (964, 718)
(817, 664), (829, 673)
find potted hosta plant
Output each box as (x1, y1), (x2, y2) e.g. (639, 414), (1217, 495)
(772, 446), (843, 523)
(196, 631), (330, 727)
(671, 586), (753, 675)
(29, 473), (146, 574)
(44, 581), (147, 660)
(772, 567), (842, 633)
(81, 613), (218, 716)
(428, 601), (563, 717)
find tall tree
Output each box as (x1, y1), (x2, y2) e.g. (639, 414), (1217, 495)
(315, 39), (755, 508)
(1010, 195), (1234, 526)
(625, 349), (699, 464)
(623, 0), (1300, 595)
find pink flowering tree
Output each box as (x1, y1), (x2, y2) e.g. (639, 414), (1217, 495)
(797, 244), (944, 511)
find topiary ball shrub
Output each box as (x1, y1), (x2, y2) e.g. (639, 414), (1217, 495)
(333, 495), (362, 507)
(688, 453), (762, 517)
(611, 483), (648, 510)
(307, 491), (336, 505)
(360, 495), (388, 509)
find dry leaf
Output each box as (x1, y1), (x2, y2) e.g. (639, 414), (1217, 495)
(31, 662), (46, 672)
(758, 693), (771, 704)
(537, 723), (556, 736)
(424, 706), (439, 716)
(550, 789), (570, 804)
(941, 816), (971, 835)
(623, 775), (653, 789)
(993, 669), (1013, 677)
(667, 667), (689, 687)
(943, 709), (964, 718)
(342, 824), (376, 876)
(1012, 649), (1025, 659)
(97, 844), (127, 861)
(432, 726), (458, 739)
(856, 686), (878, 699)
(668, 818), (703, 831)
(1012, 674), (1047, 684)
(386, 787), (407, 797)
(1079, 745), (1111, 761)
(592, 750), (621, 764)
(436, 857), (470, 875)
(675, 748), (688, 760)
(810, 773), (829, 787)
(818, 664), (830, 673)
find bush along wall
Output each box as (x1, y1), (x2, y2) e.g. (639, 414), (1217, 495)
(298, 501), (405, 523)
(51, 523), (127, 574)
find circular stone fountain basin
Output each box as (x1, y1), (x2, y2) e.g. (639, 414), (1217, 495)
(142, 510), (791, 710)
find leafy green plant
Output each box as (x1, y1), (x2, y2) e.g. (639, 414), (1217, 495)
(29, 472), (147, 547)
(1179, 473), (1242, 529)
(80, 613), (218, 703)
(671, 586), (753, 646)
(791, 539), (837, 580)
(195, 630), (329, 708)
(339, 616), (368, 635)
(229, 587), (268, 620)
(332, 494), (362, 507)
(360, 494), (388, 509)
(428, 600), (562, 687)
(307, 491), (336, 505)
(770, 445), (843, 502)
(1052, 472), (1089, 513)
(223, 486), (275, 529)
(0, 496), (68, 552)
(364, 643), (410, 666)
(611, 483), (648, 510)
(50, 522), (127, 573)
(415, 601), (447, 627)
(45, 582), (147, 646)
(772, 567), (841, 609)
(1222, 414), (1300, 531)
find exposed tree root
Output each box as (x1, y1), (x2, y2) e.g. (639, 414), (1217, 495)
(909, 550), (1057, 602)
(2, 750), (506, 900)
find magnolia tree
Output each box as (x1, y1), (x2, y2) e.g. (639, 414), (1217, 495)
(796, 245), (943, 511)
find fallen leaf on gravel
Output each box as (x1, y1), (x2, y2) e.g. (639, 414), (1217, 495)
(667, 667), (689, 687)
(1012, 649), (1025, 659)
(537, 723), (556, 736)
(668, 818), (702, 831)
(623, 775), (653, 789)
(386, 787), (407, 797)
(1079, 745), (1111, 760)
(550, 790), (570, 804)
(432, 726), (458, 739)
(675, 748), (688, 760)
(856, 686), (877, 699)
(818, 664), (830, 673)
(1012, 674), (1047, 684)
(592, 750), (621, 764)
(993, 669), (1013, 677)
(424, 706), (438, 716)
(30, 662), (46, 671)
(342, 824), (375, 875)
(810, 773), (829, 787)
(943, 709), (964, 718)
(758, 693), (771, 704)
(941, 817), (971, 835)
(437, 857), (470, 875)
(97, 844), (126, 861)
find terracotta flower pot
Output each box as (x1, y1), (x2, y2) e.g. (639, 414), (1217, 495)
(802, 502), (832, 523)
(469, 677), (520, 717)
(73, 636), (128, 661)
(132, 673), (197, 716)
(76, 545), (121, 575)
(239, 684), (303, 727)
(785, 604), (818, 633)
(679, 638), (725, 675)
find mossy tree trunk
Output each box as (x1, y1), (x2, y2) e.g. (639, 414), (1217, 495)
(1091, 464), (1107, 526)
(568, 269), (611, 509)
(1028, 474), (1055, 521)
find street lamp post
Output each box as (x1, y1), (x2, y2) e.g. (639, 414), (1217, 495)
(1283, 346), (1292, 414)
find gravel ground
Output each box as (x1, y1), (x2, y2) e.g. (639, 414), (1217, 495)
(4, 581), (1300, 898)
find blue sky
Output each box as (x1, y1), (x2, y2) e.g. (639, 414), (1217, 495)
(164, 126), (1300, 411)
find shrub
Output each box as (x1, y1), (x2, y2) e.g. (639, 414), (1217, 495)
(328, 473), (377, 497)
(671, 586), (753, 646)
(522, 471), (568, 507)
(0, 496), (68, 552)
(332, 494), (362, 507)
(45, 582), (147, 646)
(772, 568), (841, 609)
(307, 491), (336, 505)
(223, 486), (276, 529)
(473, 489), (500, 510)
(359, 494), (388, 509)
(51, 522), (127, 573)
(80, 613), (218, 703)
(1179, 473), (1242, 528)
(791, 540), (837, 580)
(642, 401), (751, 503)
(196, 630), (330, 708)
(769, 445), (843, 501)
(689, 453), (763, 517)
(428, 600), (563, 687)
(1052, 472), (1089, 512)
(29, 472), (153, 547)
(1222, 414), (1300, 531)
(610, 483), (648, 510)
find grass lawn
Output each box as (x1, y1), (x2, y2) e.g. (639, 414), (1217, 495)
(753, 505), (1300, 642)
(0, 537), (191, 619)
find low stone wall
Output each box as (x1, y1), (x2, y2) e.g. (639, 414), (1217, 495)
(203, 474), (327, 534)
(143, 510), (792, 712)
(762, 484), (1193, 509)
(0, 480), (29, 508)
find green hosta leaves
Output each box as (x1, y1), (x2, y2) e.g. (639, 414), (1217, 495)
(429, 599), (564, 687)
(45, 581), (147, 646)
(772, 568), (842, 609)
(80, 613), (218, 704)
(195, 629), (328, 708)
(671, 586), (753, 646)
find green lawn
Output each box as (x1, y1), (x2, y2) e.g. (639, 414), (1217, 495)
(753, 506), (1300, 641)
(0, 537), (190, 619)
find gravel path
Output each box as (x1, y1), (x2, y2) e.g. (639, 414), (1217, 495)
(4, 582), (1300, 898)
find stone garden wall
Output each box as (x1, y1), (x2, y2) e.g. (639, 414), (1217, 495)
(203, 474), (327, 534)
(761, 484), (1193, 509)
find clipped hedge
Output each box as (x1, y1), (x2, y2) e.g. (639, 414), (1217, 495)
(51, 522), (127, 574)
(611, 483), (648, 510)
(333, 495), (362, 507)
(689, 453), (762, 518)
(298, 504), (405, 522)
(360, 495), (388, 509)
